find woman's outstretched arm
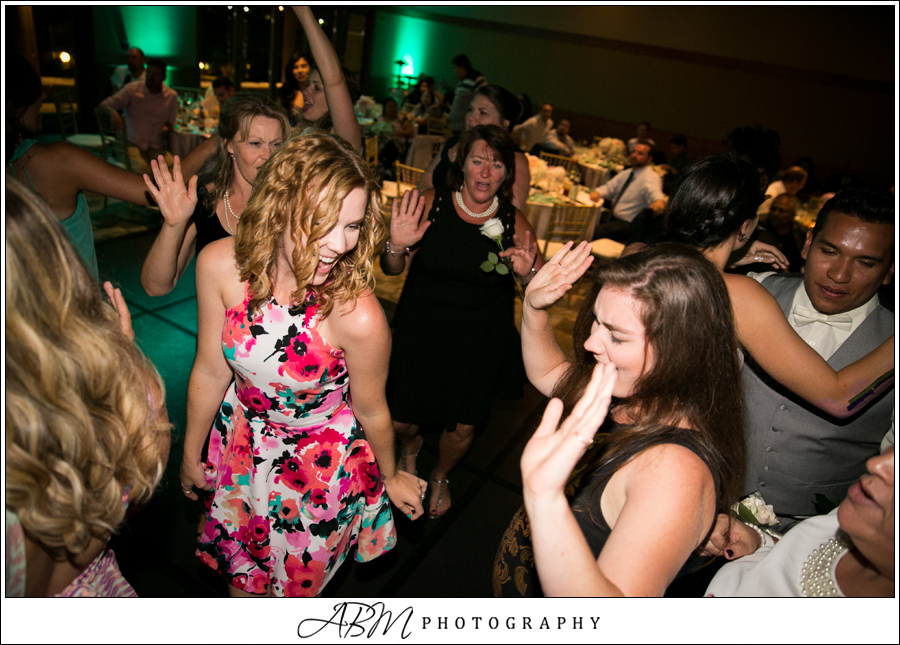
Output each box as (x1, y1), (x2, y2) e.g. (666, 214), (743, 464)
(293, 6), (361, 150)
(727, 273), (894, 419)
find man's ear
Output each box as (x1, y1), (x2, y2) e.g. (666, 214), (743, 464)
(800, 228), (814, 261)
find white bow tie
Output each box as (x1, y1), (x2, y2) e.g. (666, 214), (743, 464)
(792, 305), (853, 331)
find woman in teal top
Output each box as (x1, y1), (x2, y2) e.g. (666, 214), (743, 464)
(6, 54), (157, 282)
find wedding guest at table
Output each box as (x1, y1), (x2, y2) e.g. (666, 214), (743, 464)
(371, 97), (414, 179)
(109, 47), (145, 93)
(420, 84), (531, 211)
(291, 6), (361, 151)
(212, 76), (236, 109)
(279, 50), (311, 126)
(704, 448), (894, 597)
(494, 242), (744, 596)
(665, 154), (894, 429)
(99, 58), (179, 176)
(531, 118), (575, 157)
(176, 132), (425, 597)
(5, 177), (170, 597)
(447, 54), (487, 136)
(590, 140), (667, 243)
(382, 125), (542, 519)
(139, 93), (289, 297)
(405, 75), (435, 108)
(626, 122), (655, 153)
(756, 193), (807, 273)
(409, 89), (443, 129)
(738, 188), (894, 532)
(512, 102), (553, 154)
(757, 165), (808, 217)
(6, 53), (157, 283)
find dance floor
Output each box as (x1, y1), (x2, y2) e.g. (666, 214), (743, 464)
(87, 196), (713, 597)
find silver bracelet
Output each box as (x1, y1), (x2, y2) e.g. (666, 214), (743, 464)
(518, 266), (537, 284)
(385, 239), (409, 258)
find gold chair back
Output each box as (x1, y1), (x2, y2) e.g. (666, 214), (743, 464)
(394, 162), (424, 187)
(364, 136), (379, 170)
(539, 151), (575, 173)
(540, 203), (596, 258)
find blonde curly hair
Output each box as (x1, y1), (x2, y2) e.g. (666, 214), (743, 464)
(5, 176), (171, 557)
(234, 131), (385, 318)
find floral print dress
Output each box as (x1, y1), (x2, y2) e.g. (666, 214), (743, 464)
(197, 284), (396, 596)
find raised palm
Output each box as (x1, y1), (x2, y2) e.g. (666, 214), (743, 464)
(389, 188), (429, 248)
(143, 154), (198, 227)
(524, 241), (594, 311)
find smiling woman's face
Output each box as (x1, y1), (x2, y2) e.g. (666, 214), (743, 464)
(837, 448), (894, 575)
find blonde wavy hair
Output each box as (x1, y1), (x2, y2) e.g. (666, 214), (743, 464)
(5, 177), (170, 556)
(234, 131), (385, 318)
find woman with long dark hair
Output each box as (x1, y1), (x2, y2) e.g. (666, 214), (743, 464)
(280, 50), (312, 126)
(494, 242), (744, 596)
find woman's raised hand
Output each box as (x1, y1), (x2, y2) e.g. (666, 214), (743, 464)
(500, 231), (538, 277)
(142, 155), (198, 228)
(522, 362), (617, 501)
(730, 240), (789, 271)
(389, 189), (429, 249)
(524, 241), (594, 311)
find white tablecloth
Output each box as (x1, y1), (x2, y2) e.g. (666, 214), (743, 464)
(577, 162), (612, 190)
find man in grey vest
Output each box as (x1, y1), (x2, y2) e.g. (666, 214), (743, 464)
(743, 187), (894, 532)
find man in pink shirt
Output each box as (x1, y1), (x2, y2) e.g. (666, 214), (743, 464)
(99, 58), (179, 174)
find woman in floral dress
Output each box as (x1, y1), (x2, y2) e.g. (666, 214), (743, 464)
(149, 131), (426, 597)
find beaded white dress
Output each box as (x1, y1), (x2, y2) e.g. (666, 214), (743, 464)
(705, 508), (849, 597)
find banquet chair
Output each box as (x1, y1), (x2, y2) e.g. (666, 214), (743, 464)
(364, 136), (379, 171)
(539, 151), (575, 174)
(52, 89), (104, 153)
(537, 203), (596, 260)
(395, 162), (424, 187)
(95, 108), (135, 214)
(426, 117), (448, 136)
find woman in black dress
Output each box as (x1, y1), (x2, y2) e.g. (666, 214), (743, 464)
(381, 125), (543, 518)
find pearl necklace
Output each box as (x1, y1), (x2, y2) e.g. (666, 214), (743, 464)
(455, 190), (498, 219)
(223, 190), (239, 236)
(799, 533), (850, 597)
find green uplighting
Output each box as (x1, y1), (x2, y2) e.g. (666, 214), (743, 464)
(120, 7), (188, 58)
(401, 54), (414, 77)
(390, 14), (432, 80)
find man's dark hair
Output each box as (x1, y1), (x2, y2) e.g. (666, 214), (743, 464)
(451, 54), (472, 72)
(212, 76), (234, 90)
(145, 58), (167, 71)
(813, 188), (895, 241)
(669, 135), (687, 147)
(634, 138), (654, 151)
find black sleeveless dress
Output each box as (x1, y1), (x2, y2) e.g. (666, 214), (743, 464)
(385, 187), (526, 427)
(492, 421), (721, 597)
(190, 186), (230, 256)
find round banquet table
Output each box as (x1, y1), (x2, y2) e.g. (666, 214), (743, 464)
(523, 195), (603, 241)
(170, 126), (214, 158)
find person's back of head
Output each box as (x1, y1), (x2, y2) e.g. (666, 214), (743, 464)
(665, 151), (764, 249)
(5, 175), (169, 558)
(451, 54), (473, 73)
(476, 84), (522, 133)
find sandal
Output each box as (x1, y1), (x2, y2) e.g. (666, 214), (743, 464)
(397, 435), (424, 477)
(428, 474), (450, 519)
